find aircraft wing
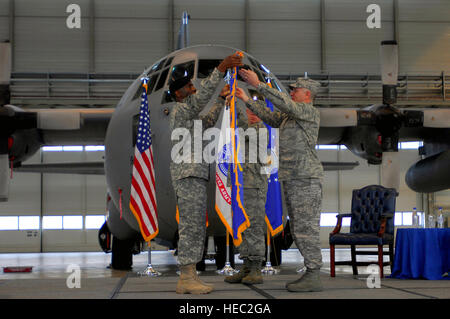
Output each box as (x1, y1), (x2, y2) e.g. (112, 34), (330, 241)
(31, 107), (114, 145)
(14, 162), (105, 175)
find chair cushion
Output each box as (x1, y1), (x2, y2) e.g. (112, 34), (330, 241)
(329, 232), (394, 245)
(350, 185), (397, 235)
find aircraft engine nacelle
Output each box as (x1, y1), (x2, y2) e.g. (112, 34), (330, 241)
(405, 150), (450, 193)
(0, 105), (40, 201)
(8, 129), (42, 164)
(343, 125), (383, 165)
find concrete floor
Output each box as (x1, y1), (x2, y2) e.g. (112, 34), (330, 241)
(0, 248), (449, 300)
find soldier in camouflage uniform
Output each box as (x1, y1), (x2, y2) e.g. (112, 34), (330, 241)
(224, 104), (268, 285)
(236, 69), (324, 292)
(169, 53), (243, 294)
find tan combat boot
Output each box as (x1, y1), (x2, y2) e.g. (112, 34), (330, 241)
(241, 260), (263, 284)
(224, 259), (250, 283)
(176, 264), (214, 294)
(286, 268), (323, 292)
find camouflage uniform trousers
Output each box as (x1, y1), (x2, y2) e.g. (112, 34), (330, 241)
(237, 182), (268, 263)
(173, 176), (208, 266)
(283, 178), (323, 270)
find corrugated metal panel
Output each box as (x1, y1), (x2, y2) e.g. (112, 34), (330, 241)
(0, 153), (41, 215)
(396, 151), (421, 211)
(399, 22), (450, 73)
(339, 150), (379, 213)
(183, 19), (245, 49)
(42, 152), (85, 214)
(318, 150), (339, 212)
(249, 20), (321, 74)
(0, 17), (8, 42)
(325, 0), (393, 21)
(14, 17), (90, 72)
(95, 0), (169, 18)
(0, 0), (10, 42)
(174, 0), (245, 20)
(0, 0), (9, 14)
(5, 0), (450, 79)
(15, 0), (90, 17)
(325, 21), (394, 74)
(398, 0), (450, 22)
(249, 0), (320, 20)
(95, 18), (168, 73)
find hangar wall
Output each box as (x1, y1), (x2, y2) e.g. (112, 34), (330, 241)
(0, 0), (449, 75)
(1, 145), (447, 253)
(0, 0), (449, 253)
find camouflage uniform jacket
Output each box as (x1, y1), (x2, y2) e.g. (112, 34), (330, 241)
(226, 103), (268, 189)
(244, 82), (324, 181)
(169, 68), (225, 181)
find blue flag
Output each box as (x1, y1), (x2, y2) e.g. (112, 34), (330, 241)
(263, 79), (283, 236)
(228, 58), (250, 246)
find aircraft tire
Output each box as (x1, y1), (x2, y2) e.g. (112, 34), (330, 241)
(111, 235), (134, 270)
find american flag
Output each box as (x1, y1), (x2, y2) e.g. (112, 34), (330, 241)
(129, 77), (158, 242)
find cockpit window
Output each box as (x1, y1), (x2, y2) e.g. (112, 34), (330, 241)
(169, 60), (195, 83)
(155, 67), (170, 91)
(198, 59), (221, 78)
(164, 56), (174, 68)
(248, 56), (260, 69)
(132, 73), (159, 100)
(150, 58), (166, 73)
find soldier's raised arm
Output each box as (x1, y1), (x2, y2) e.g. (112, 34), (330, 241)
(170, 53), (243, 123)
(239, 69), (319, 124)
(234, 87), (283, 128)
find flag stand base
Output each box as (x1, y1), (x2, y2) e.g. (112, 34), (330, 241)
(261, 261), (279, 275)
(216, 262), (238, 276)
(138, 264), (162, 277)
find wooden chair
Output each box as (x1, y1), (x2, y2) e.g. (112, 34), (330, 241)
(329, 185), (398, 278)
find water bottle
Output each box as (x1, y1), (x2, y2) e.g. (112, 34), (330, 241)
(428, 215), (435, 228)
(412, 207), (419, 227)
(437, 207), (444, 228)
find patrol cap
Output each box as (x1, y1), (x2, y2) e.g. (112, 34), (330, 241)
(169, 76), (191, 94)
(288, 77), (321, 96)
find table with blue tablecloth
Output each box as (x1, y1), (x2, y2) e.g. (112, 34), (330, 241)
(390, 228), (450, 280)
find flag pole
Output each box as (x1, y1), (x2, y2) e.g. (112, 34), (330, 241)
(262, 225), (278, 275)
(138, 241), (162, 277)
(216, 229), (238, 275)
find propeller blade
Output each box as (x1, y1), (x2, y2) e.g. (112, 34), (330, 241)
(319, 108), (358, 127)
(322, 161), (359, 171)
(14, 162), (105, 175)
(380, 40), (398, 105)
(422, 109), (450, 128)
(0, 42), (11, 106)
(0, 154), (10, 201)
(0, 41), (11, 86)
(402, 108), (450, 128)
(380, 151), (400, 191)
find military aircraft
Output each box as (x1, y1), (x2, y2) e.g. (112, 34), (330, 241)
(1, 14), (449, 269)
